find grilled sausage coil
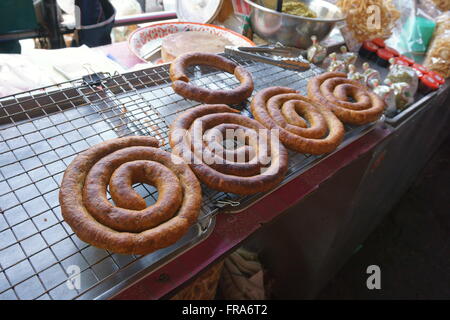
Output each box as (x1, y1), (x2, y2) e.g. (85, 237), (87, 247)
(251, 87), (345, 155)
(59, 136), (202, 255)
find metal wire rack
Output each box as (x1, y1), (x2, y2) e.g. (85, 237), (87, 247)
(0, 55), (376, 300)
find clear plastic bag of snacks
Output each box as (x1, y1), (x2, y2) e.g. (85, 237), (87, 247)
(424, 12), (450, 78)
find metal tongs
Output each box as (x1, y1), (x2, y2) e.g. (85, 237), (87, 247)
(225, 43), (310, 71)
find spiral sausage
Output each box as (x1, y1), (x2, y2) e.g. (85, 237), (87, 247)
(307, 72), (385, 125)
(170, 53), (254, 105)
(169, 105), (289, 195)
(251, 87), (345, 155)
(59, 136), (202, 255)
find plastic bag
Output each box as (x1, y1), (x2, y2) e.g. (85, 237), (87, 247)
(386, 64), (419, 102)
(431, 0), (450, 11)
(388, 1), (436, 55)
(424, 12), (450, 78)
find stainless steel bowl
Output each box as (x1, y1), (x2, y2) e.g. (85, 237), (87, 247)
(245, 0), (345, 49)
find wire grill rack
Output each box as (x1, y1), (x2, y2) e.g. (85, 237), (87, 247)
(0, 55), (375, 300)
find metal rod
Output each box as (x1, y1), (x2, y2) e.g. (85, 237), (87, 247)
(0, 11), (177, 42)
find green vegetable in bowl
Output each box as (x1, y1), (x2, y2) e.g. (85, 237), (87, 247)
(282, 1), (317, 18)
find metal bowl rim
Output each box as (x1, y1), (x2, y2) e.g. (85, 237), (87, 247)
(243, 0), (347, 22)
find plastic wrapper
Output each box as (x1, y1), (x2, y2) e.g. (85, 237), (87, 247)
(347, 65), (365, 83)
(433, 12), (450, 36)
(362, 63), (381, 89)
(307, 36), (327, 64)
(386, 64), (419, 105)
(338, 24), (361, 52)
(399, 10), (435, 54)
(424, 12), (450, 78)
(431, 0), (450, 11)
(211, 0), (249, 36)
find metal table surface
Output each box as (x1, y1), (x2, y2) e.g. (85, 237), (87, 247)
(107, 46), (450, 300)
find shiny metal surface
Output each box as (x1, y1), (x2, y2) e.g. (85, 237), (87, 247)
(245, 0), (345, 49)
